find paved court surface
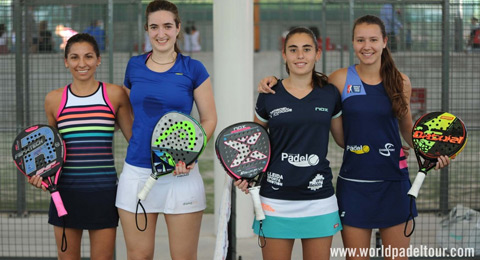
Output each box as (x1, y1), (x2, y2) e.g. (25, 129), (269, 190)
(0, 212), (469, 259)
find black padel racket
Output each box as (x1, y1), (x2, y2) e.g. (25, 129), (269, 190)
(138, 112), (207, 200)
(135, 112), (207, 231)
(408, 112), (467, 198)
(215, 122), (271, 244)
(12, 125), (67, 217)
(404, 112), (467, 236)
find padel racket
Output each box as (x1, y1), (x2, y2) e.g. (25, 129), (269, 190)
(215, 122), (271, 244)
(408, 112), (467, 198)
(12, 124), (67, 217)
(404, 112), (467, 236)
(137, 111), (207, 201)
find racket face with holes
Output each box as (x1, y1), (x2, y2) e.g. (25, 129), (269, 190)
(215, 122), (271, 180)
(412, 112), (467, 160)
(151, 112), (207, 174)
(12, 125), (65, 178)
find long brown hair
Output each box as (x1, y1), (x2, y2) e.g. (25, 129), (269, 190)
(145, 0), (182, 54)
(353, 15), (408, 119)
(283, 27), (328, 88)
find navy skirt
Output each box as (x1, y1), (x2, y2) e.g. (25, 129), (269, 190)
(336, 177), (418, 229)
(48, 188), (119, 230)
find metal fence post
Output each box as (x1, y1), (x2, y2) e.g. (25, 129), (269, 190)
(349, 0), (354, 66)
(137, 0), (143, 55)
(108, 0), (113, 84)
(340, 2), (345, 68)
(14, 0), (27, 218)
(322, 0), (327, 73)
(439, 0), (450, 214)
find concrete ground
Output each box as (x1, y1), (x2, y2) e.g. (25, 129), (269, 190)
(1, 212), (475, 259)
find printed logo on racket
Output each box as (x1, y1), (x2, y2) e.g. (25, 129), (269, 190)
(224, 131), (267, 168)
(413, 114), (466, 146)
(13, 138), (46, 159)
(412, 131), (465, 144)
(233, 125), (248, 131)
(36, 161), (61, 175)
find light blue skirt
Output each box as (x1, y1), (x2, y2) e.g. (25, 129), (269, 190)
(252, 195), (342, 239)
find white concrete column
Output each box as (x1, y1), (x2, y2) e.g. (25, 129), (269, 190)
(213, 0), (254, 238)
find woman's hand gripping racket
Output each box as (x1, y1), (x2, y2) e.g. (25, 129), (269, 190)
(215, 122), (271, 246)
(12, 125), (67, 217)
(404, 112), (467, 236)
(135, 112), (207, 230)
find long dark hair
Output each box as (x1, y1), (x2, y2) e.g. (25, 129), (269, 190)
(353, 15), (408, 119)
(145, 0), (182, 54)
(283, 27), (328, 88)
(64, 33), (100, 59)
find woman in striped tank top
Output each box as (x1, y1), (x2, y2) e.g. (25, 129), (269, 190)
(29, 33), (133, 260)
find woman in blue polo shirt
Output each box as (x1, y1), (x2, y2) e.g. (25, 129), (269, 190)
(115, 1), (217, 259)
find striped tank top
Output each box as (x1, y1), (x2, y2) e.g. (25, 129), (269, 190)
(56, 82), (117, 191)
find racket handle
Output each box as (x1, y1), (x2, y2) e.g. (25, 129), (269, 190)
(408, 171), (426, 198)
(51, 191), (67, 217)
(248, 186), (265, 221)
(138, 176), (157, 201)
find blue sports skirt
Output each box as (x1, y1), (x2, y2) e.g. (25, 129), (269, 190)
(252, 195), (342, 239)
(48, 188), (119, 230)
(336, 176), (418, 229)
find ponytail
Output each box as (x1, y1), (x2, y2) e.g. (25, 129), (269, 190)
(380, 46), (408, 119)
(312, 66), (329, 88)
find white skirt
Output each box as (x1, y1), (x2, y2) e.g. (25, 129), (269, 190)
(115, 161), (206, 214)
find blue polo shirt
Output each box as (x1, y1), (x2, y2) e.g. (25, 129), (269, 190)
(124, 53), (209, 168)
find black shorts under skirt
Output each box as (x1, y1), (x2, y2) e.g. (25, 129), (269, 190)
(48, 188), (119, 230)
